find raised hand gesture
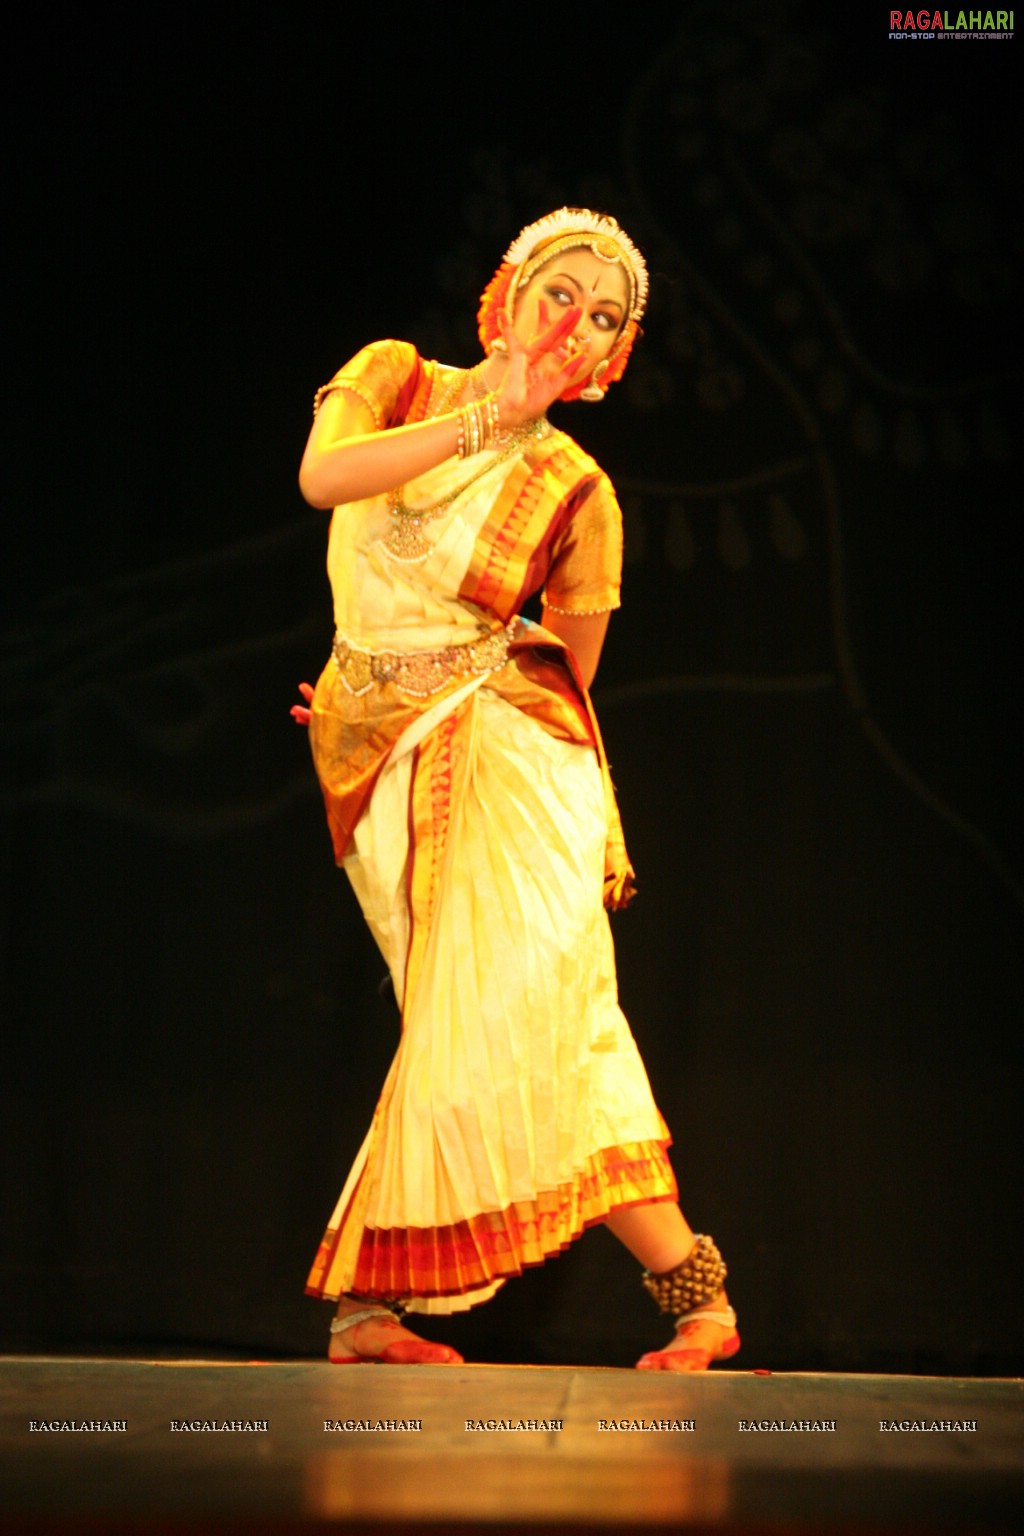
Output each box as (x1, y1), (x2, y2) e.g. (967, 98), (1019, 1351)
(494, 301), (590, 428)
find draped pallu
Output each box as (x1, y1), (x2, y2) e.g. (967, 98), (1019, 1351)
(304, 341), (676, 1314)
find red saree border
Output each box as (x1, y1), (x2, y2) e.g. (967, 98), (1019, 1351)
(305, 1135), (677, 1302)
(402, 708), (462, 1017)
(458, 437), (603, 623)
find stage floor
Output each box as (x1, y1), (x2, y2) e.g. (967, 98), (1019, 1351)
(1, 1357), (1020, 1533)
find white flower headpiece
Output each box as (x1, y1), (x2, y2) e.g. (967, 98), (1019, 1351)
(503, 207), (649, 324)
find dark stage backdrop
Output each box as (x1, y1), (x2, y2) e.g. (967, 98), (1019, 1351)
(3, 4), (1021, 1373)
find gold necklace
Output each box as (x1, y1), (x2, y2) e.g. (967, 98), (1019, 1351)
(430, 365), (469, 419)
(428, 358), (491, 420)
(383, 416), (549, 563)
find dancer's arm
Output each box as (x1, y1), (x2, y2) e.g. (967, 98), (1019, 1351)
(541, 608), (611, 690)
(299, 394), (464, 509)
(298, 305), (587, 509)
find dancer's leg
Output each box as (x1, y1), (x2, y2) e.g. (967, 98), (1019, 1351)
(328, 1294), (462, 1365)
(606, 1202), (737, 1371)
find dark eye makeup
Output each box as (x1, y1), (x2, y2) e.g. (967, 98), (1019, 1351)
(544, 285), (618, 330)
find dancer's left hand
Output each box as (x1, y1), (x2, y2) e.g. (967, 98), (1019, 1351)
(290, 681), (314, 726)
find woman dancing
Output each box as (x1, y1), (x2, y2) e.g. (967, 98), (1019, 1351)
(296, 208), (738, 1372)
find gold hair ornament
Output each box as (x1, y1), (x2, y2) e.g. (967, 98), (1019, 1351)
(503, 207), (648, 324)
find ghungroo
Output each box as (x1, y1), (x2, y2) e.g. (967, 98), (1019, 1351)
(641, 1234), (727, 1316)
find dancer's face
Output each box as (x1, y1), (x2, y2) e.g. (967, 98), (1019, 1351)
(512, 247), (629, 377)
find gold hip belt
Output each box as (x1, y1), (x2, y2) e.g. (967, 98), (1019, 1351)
(332, 621), (515, 699)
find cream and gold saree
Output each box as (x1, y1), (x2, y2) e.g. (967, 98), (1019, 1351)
(304, 343), (676, 1314)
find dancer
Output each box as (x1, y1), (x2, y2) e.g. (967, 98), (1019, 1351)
(295, 209), (738, 1372)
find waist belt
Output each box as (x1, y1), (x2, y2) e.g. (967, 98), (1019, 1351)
(332, 620), (516, 698)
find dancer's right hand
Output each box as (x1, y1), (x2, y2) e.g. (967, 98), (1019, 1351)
(495, 301), (590, 426)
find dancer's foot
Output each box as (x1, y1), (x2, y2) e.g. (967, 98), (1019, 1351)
(328, 1300), (462, 1365)
(636, 1295), (740, 1373)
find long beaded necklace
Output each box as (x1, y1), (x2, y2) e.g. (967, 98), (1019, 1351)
(381, 364), (548, 563)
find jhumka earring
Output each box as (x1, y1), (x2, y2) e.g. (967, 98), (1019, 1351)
(580, 360), (609, 402)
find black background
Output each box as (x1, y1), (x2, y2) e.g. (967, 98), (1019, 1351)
(2, 1), (1021, 1372)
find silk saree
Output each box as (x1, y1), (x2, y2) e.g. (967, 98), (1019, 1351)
(304, 342), (676, 1314)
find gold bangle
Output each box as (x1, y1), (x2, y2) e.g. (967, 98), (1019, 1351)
(482, 392), (499, 448)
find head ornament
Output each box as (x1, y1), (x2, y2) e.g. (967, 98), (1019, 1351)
(503, 207), (649, 323)
(477, 207), (648, 400)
